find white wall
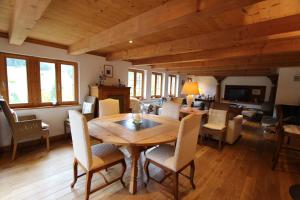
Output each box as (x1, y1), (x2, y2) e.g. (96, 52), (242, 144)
(192, 76), (273, 101)
(0, 37), (131, 146)
(192, 76), (217, 97)
(276, 67), (300, 105)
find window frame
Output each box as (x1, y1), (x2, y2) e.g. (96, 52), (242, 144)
(151, 72), (163, 98)
(128, 69), (144, 99)
(0, 52), (79, 108)
(168, 74), (177, 97)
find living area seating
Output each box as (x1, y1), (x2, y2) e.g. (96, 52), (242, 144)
(272, 105), (300, 170)
(226, 115), (243, 144)
(64, 96), (96, 137)
(68, 110), (126, 200)
(201, 103), (229, 150)
(144, 114), (201, 200)
(0, 99), (50, 160)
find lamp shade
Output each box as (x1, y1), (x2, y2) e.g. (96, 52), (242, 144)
(181, 81), (199, 95)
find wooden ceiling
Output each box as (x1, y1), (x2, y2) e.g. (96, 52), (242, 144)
(1, 0), (300, 76)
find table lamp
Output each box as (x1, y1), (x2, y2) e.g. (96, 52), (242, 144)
(181, 81), (199, 109)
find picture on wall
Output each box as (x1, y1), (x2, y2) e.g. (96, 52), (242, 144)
(104, 65), (113, 77)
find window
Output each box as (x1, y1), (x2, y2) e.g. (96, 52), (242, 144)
(61, 64), (76, 102)
(40, 61), (56, 103)
(151, 72), (163, 98)
(128, 69), (144, 99)
(6, 57), (29, 104)
(0, 52), (78, 108)
(168, 75), (177, 96)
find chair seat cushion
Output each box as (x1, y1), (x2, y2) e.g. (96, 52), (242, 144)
(91, 143), (124, 170)
(145, 144), (176, 171)
(284, 125), (300, 135)
(203, 123), (226, 130)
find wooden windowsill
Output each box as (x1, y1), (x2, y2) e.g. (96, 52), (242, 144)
(13, 104), (80, 111)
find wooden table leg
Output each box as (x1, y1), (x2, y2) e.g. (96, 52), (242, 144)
(129, 146), (141, 194)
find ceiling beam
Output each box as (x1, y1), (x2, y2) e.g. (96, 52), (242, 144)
(107, 14), (300, 61)
(9, 0), (52, 45)
(184, 69), (277, 76)
(68, 0), (262, 55)
(151, 54), (300, 70)
(132, 37), (300, 65)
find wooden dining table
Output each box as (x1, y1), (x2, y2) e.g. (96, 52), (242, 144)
(88, 113), (180, 194)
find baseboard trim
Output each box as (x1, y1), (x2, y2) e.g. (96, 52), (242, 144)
(0, 134), (69, 153)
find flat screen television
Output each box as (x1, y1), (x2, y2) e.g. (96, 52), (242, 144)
(224, 86), (251, 102)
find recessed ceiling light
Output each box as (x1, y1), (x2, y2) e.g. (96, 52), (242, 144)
(129, 40), (133, 44)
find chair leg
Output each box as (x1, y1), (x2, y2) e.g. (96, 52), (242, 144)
(218, 139), (222, 151)
(190, 161), (196, 189)
(85, 171), (93, 200)
(144, 159), (150, 186)
(173, 172), (179, 200)
(120, 160), (126, 187)
(272, 142), (282, 170)
(46, 135), (50, 151)
(71, 159), (78, 188)
(12, 142), (18, 160)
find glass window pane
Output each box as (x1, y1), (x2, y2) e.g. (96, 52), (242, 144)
(6, 58), (28, 104)
(61, 64), (75, 102)
(40, 62), (56, 103)
(168, 76), (171, 95)
(156, 75), (161, 96)
(136, 73), (142, 97)
(151, 74), (155, 96)
(128, 71), (135, 96)
(171, 76), (176, 96)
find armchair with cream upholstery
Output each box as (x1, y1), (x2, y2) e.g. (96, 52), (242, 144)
(201, 103), (229, 150)
(68, 110), (126, 200)
(0, 99), (50, 160)
(98, 98), (120, 117)
(226, 115), (243, 144)
(144, 114), (201, 200)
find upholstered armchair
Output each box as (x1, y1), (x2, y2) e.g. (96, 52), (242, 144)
(226, 115), (243, 144)
(64, 96), (96, 137)
(0, 99), (50, 160)
(201, 103), (229, 150)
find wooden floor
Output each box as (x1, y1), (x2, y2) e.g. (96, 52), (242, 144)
(1, 123), (300, 200)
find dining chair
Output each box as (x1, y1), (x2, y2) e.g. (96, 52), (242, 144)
(201, 103), (229, 150)
(99, 98), (120, 117)
(68, 110), (126, 200)
(160, 101), (181, 120)
(0, 99), (50, 160)
(272, 105), (300, 170)
(144, 114), (201, 200)
(64, 96), (96, 138)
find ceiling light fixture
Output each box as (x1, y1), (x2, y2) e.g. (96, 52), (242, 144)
(129, 40), (133, 44)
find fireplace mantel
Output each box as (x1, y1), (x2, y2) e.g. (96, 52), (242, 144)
(89, 85), (130, 116)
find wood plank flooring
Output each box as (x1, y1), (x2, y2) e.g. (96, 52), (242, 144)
(0, 123), (300, 200)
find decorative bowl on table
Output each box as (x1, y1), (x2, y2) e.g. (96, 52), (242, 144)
(132, 112), (143, 125)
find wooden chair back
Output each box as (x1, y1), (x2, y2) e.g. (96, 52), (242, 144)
(0, 99), (16, 128)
